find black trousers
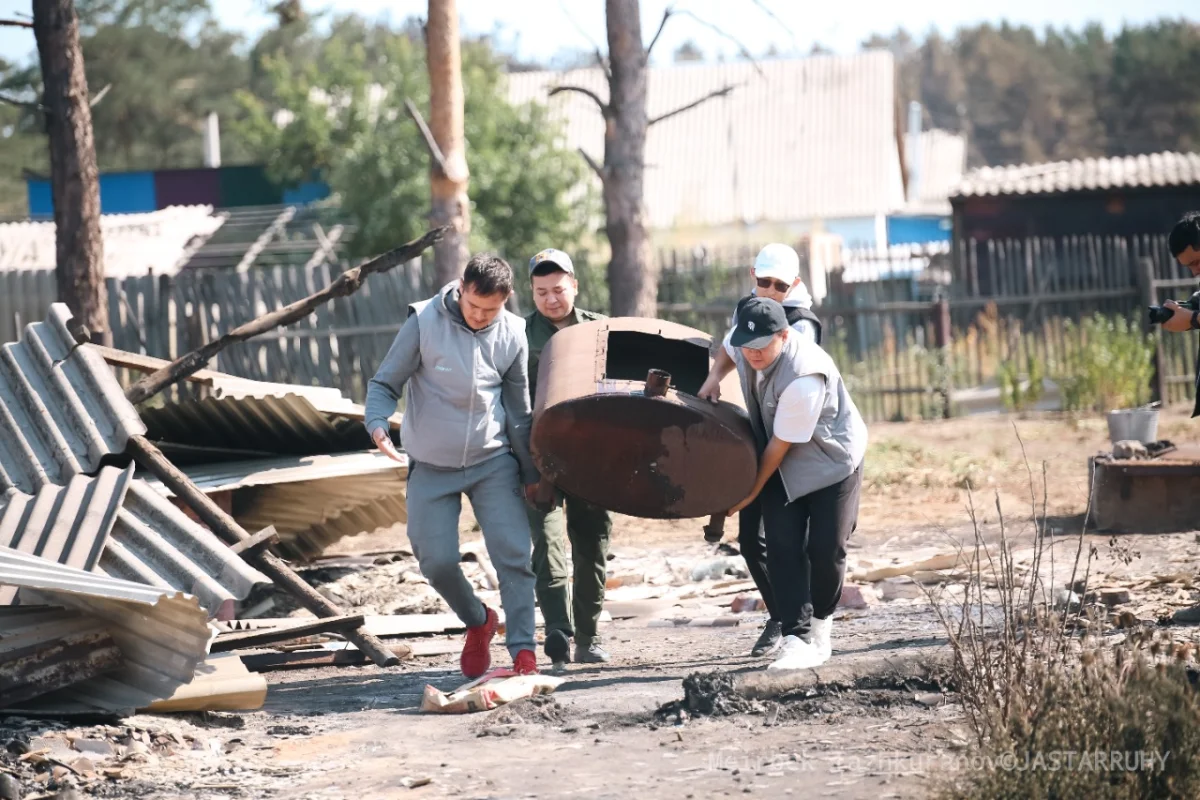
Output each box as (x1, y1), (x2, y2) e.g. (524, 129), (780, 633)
(760, 463), (863, 640)
(737, 500), (779, 622)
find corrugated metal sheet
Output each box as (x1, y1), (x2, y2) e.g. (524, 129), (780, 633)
(139, 392), (371, 458)
(0, 546), (212, 714)
(955, 151), (1200, 198)
(0, 606), (122, 707)
(506, 52), (906, 229)
(0, 206), (224, 276)
(0, 303), (267, 615)
(0, 466), (134, 605)
(0, 303), (147, 494)
(142, 451), (409, 562)
(103, 482), (269, 618)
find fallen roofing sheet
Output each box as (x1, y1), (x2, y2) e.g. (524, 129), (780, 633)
(0, 546), (212, 714)
(0, 303), (146, 495)
(0, 305), (268, 616)
(103, 481), (269, 618)
(93, 345), (400, 460)
(142, 451), (409, 562)
(0, 466), (134, 605)
(0, 606), (122, 707)
(139, 391), (373, 458)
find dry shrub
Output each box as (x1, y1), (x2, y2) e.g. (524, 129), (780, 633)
(931, 428), (1200, 799)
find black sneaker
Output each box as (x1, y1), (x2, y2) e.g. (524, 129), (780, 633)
(544, 629), (572, 664)
(751, 620), (783, 657)
(574, 641), (611, 664)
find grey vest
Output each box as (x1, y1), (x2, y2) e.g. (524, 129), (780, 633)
(736, 334), (868, 501)
(401, 288), (526, 470)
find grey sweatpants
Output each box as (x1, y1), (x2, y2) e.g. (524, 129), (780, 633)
(405, 453), (536, 659)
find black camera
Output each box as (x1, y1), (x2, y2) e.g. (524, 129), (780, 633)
(1149, 293), (1200, 325)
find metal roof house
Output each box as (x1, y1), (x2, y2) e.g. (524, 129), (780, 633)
(506, 51), (966, 250)
(951, 151), (1200, 241)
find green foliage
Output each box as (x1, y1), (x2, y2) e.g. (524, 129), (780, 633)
(1055, 314), (1155, 412)
(234, 20), (595, 270)
(996, 354), (1045, 412)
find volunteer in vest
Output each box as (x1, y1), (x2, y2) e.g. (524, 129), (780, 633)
(696, 243), (822, 659)
(364, 253), (541, 679)
(524, 248), (614, 666)
(723, 297), (868, 671)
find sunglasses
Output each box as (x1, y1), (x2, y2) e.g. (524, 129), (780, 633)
(756, 277), (791, 293)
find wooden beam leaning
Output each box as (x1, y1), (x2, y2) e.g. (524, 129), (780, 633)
(125, 435), (401, 668)
(211, 614), (366, 653)
(124, 226), (447, 407)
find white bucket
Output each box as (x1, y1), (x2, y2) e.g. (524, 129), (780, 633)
(1106, 407), (1159, 445)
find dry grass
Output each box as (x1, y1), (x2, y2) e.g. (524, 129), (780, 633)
(930, 428), (1200, 799)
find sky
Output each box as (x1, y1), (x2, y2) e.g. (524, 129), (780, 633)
(1, 0), (1197, 67)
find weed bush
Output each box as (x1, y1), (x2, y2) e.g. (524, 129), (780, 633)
(932, 441), (1200, 799)
(1055, 314), (1155, 412)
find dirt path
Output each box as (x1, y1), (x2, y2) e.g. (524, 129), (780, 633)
(4, 412), (1199, 799)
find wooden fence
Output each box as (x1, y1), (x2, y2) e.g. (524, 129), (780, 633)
(658, 233), (1194, 421)
(2, 232), (1194, 421)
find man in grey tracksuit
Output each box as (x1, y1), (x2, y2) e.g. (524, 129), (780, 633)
(364, 254), (542, 678)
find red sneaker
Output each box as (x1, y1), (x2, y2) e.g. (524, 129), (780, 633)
(513, 649), (538, 675)
(461, 605), (499, 679)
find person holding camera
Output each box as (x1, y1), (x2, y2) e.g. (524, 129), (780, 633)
(1159, 212), (1200, 332)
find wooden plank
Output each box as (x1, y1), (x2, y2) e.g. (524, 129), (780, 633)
(143, 653), (267, 712)
(229, 525), (280, 556)
(241, 643), (413, 673)
(211, 614), (365, 653)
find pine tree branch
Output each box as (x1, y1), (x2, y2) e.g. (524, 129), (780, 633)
(0, 19), (33, 28)
(673, 9), (767, 79)
(578, 148), (605, 180)
(649, 84), (740, 126)
(402, 97), (451, 177)
(89, 84), (112, 108)
(0, 93), (41, 111)
(549, 84), (609, 115)
(646, 7), (674, 58)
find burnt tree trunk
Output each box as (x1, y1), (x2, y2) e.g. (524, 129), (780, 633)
(425, 0), (470, 287)
(604, 0), (654, 317)
(33, 0), (109, 344)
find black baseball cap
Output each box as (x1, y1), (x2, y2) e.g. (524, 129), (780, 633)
(728, 296), (788, 350)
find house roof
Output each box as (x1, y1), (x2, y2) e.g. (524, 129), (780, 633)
(954, 151), (1200, 199)
(506, 51), (909, 230)
(0, 205), (225, 277)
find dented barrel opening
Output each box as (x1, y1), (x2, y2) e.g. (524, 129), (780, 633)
(531, 318), (758, 520)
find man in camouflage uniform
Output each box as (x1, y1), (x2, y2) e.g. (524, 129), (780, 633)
(525, 248), (613, 665)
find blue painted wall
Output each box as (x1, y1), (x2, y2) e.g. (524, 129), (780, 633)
(26, 171), (158, 216)
(887, 214), (952, 245)
(282, 181), (331, 205)
(26, 181), (53, 217)
(25, 167), (332, 216)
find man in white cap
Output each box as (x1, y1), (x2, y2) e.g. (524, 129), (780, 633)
(524, 248), (614, 666)
(696, 243), (822, 659)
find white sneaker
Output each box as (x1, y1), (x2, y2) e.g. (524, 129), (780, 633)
(806, 617), (833, 664)
(767, 634), (824, 671)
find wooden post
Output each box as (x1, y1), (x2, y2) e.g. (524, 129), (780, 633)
(125, 435), (400, 668)
(932, 294), (952, 419)
(1137, 257), (1167, 404)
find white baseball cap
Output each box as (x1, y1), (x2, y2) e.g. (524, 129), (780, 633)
(753, 244), (800, 284)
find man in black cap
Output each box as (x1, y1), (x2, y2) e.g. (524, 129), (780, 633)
(723, 297), (868, 671)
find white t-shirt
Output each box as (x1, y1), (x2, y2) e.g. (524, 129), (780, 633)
(754, 372), (825, 443)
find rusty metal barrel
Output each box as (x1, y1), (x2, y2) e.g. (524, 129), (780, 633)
(531, 318), (758, 519)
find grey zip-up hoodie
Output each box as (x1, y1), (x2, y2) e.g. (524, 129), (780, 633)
(363, 281), (539, 484)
